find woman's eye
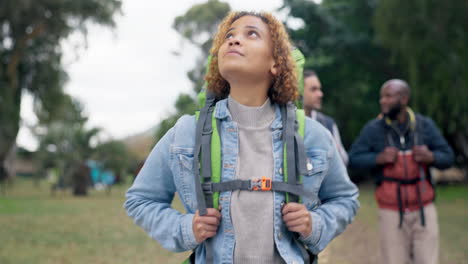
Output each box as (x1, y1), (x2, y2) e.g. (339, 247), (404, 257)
(225, 33), (233, 39)
(248, 31), (259, 37)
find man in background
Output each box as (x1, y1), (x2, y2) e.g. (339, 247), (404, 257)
(303, 70), (348, 165)
(348, 79), (454, 264)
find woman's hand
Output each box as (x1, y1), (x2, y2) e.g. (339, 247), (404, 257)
(192, 208), (221, 243)
(282, 202), (312, 238)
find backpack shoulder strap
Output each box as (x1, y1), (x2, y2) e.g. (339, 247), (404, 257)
(194, 92), (217, 216)
(412, 112), (423, 146)
(295, 108), (307, 178)
(294, 108), (319, 264)
(315, 112), (334, 133)
(283, 104), (308, 203)
(282, 104), (296, 203)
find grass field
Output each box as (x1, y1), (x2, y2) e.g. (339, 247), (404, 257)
(0, 177), (466, 264)
(322, 183), (467, 264)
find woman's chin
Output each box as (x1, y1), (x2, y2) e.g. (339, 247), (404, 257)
(219, 65), (248, 81)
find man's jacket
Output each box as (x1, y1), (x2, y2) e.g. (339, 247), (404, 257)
(348, 112), (454, 185)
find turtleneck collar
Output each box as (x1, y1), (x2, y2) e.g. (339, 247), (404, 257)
(227, 96), (275, 128)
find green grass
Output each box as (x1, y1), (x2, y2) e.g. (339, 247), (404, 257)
(324, 183), (468, 264)
(0, 178), (466, 264)
(436, 185), (468, 264)
(0, 177), (190, 264)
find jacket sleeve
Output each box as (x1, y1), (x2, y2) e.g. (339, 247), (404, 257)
(348, 122), (380, 169)
(124, 125), (198, 252)
(301, 131), (360, 254)
(424, 117), (454, 169)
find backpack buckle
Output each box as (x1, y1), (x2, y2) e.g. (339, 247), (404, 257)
(202, 182), (213, 194)
(250, 177), (272, 191)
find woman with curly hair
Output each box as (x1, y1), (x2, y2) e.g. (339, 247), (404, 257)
(125, 11), (359, 264)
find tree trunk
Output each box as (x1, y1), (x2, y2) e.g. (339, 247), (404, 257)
(0, 74), (22, 182)
(72, 162), (91, 196)
(0, 23), (45, 182)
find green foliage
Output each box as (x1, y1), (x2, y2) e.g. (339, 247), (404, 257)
(155, 93), (198, 141)
(173, 0), (230, 53)
(284, 0), (467, 165)
(33, 96), (100, 188)
(284, 0), (401, 146)
(374, 0), (468, 161)
(93, 140), (135, 178)
(0, 0), (122, 175)
(34, 95), (136, 190)
(155, 1), (230, 142)
(173, 0), (230, 93)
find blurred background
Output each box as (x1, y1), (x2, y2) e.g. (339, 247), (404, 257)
(0, 0), (466, 263)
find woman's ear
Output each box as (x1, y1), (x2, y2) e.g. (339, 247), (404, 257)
(270, 63), (278, 76)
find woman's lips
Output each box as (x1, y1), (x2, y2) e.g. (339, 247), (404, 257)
(225, 50), (243, 56)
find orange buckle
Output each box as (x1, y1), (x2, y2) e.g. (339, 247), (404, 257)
(251, 177), (272, 191)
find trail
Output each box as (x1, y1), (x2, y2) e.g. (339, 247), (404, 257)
(318, 219), (380, 264)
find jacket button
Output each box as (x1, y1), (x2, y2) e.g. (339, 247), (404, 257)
(277, 232), (282, 240)
(307, 159), (313, 171)
(279, 167), (283, 175)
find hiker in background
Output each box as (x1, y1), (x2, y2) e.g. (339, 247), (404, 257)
(125, 11), (359, 263)
(303, 70), (348, 165)
(348, 79), (454, 264)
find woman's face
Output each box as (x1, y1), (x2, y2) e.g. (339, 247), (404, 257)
(217, 15), (276, 83)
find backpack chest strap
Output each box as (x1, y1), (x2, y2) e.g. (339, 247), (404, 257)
(201, 178), (316, 201)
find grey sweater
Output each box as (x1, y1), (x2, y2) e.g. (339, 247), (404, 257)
(228, 97), (285, 264)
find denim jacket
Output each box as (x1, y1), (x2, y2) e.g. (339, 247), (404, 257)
(124, 99), (359, 264)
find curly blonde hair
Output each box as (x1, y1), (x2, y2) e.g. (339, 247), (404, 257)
(205, 11), (298, 105)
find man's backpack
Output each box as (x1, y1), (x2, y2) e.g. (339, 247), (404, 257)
(379, 108), (433, 228)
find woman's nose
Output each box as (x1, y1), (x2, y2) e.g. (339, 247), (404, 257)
(228, 38), (240, 46)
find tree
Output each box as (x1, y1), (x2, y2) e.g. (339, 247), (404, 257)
(0, 0), (122, 180)
(173, 0), (231, 92)
(374, 0), (468, 164)
(283, 0), (401, 147)
(284, 0), (467, 165)
(93, 140), (135, 184)
(155, 0), (230, 141)
(34, 95), (100, 196)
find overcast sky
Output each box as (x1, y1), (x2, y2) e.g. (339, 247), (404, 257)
(17, 0), (298, 150)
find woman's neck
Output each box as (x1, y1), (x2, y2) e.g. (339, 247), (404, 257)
(228, 80), (270, 106)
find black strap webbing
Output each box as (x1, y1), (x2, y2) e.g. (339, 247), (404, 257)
(204, 239), (214, 264)
(381, 177), (421, 185)
(194, 107), (210, 216)
(295, 131), (308, 177)
(282, 104), (314, 262)
(202, 180), (316, 200)
(201, 106), (214, 209)
(194, 92), (217, 217)
(382, 177), (426, 227)
(285, 103), (299, 202)
(193, 92), (218, 264)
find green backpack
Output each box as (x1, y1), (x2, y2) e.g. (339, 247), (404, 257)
(185, 48), (318, 264)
